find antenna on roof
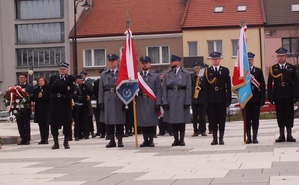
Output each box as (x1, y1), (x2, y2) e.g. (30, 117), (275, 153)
(240, 20), (246, 28)
(126, 11), (131, 28)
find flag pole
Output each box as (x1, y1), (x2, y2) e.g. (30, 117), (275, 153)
(133, 97), (138, 147)
(240, 20), (246, 144)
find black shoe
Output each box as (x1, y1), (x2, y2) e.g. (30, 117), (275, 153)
(123, 133), (129, 137)
(75, 138), (79, 141)
(246, 138), (252, 144)
(140, 141), (149, 147)
(84, 136), (89, 139)
(157, 133), (165, 136)
(96, 133), (101, 136)
(51, 144), (59, 149)
(99, 134), (105, 138)
(179, 140), (186, 146)
(38, 140), (48, 145)
(275, 136), (286, 142)
(106, 141), (116, 148)
(129, 132), (133, 136)
(91, 132), (96, 138)
(211, 139), (218, 145)
(64, 141), (70, 149)
(219, 140), (224, 145)
(287, 135), (296, 142)
(172, 140), (180, 146)
(118, 141), (124, 148)
(17, 140), (26, 145)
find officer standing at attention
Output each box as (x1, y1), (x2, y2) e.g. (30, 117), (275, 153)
(136, 56), (162, 147)
(163, 55), (191, 146)
(268, 47), (299, 142)
(191, 63), (207, 137)
(48, 62), (75, 149)
(244, 52), (265, 144)
(98, 54), (126, 148)
(203, 52), (231, 145)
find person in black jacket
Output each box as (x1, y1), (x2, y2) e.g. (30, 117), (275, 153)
(203, 52), (231, 145)
(191, 63), (207, 137)
(31, 76), (51, 144)
(268, 47), (299, 143)
(16, 72), (34, 145)
(244, 52), (265, 144)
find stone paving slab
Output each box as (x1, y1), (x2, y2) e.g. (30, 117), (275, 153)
(1, 119), (299, 184)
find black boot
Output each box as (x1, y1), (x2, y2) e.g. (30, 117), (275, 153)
(140, 132), (149, 147)
(179, 131), (186, 146)
(219, 131), (224, 145)
(172, 131), (180, 146)
(51, 136), (59, 149)
(275, 127), (286, 142)
(117, 134), (124, 147)
(148, 133), (155, 147)
(64, 136), (70, 149)
(211, 131), (218, 145)
(106, 134), (116, 148)
(287, 127), (296, 142)
(253, 130), (258, 143)
(246, 130), (252, 144)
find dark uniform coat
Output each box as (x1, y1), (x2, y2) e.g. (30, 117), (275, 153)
(98, 69), (125, 125)
(268, 63), (299, 101)
(191, 73), (207, 105)
(249, 66), (265, 103)
(48, 74), (75, 126)
(204, 66), (231, 104)
(162, 67), (192, 124)
(136, 71), (162, 127)
(31, 84), (50, 123)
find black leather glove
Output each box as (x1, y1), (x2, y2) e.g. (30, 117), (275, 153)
(294, 97), (298, 104)
(99, 103), (104, 112)
(155, 105), (160, 112)
(260, 99), (265, 107)
(163, 104), (169, 110)
(184, 104), (190, 109)
(268, 98), (274, 105)
(226, 101), (231, 107)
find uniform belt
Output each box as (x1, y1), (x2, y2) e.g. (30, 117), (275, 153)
(52, 93), (69, 98)
(104, 88), (116, 92)
(138, 93), (148, 97)
(167, 86), (186, 91)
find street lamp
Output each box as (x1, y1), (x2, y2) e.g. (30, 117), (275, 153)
(73, 0), (91, 75)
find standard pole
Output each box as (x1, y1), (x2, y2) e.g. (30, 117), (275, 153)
(133, 98), (138, 147)
(243, 107), (246, 143)
(73, 0), (78, 76)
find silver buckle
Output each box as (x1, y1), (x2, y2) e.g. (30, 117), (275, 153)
(57, 93), (61, 98)
(215, 86), (219, 91)
(110, 88), (115, 92)
(143, 94), (147, 97)
(281, 82), (285, 86)
(174, 87), (178, 91)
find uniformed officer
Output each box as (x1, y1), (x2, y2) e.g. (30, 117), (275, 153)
(203, 52), (231, 145)
(268, 47), (299, 142)
(244, 52), (265, 144)
(48, 62), (75, 149)
(163, 54), (192, 146)
(191, 63), (207, 137)
(79, 71), (95, 138)
(136, 56), (162, 147)
(98, 54), (126, 148)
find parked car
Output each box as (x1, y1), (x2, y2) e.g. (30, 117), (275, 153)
(0, 110), (15, 122)
(227, 96), (241, 115)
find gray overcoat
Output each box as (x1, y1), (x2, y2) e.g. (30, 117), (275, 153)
(162, 67), (192, 124)
(98, 69), (125, 125)
(136, 71), (162, 127)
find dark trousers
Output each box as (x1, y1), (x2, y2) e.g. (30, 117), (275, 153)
(172, 123), (186, 133)
(192, 104), (207, 133)
(78, 107), (90, 137)
(73, 106), (81, 138)
(89, 115), (94, 133)
(208, 103), (226, 132)
(125, 105), (133, 134)
(107, 124), (124, 137)
(16, 113), (31, 142)
(158, 117), (173, 134)
(244, 101), (260, 131)
(38, 120), (49, 142)
(51, 125), (71, 137)
(275, 99), (294, 128)
(141, 126), (156, 134)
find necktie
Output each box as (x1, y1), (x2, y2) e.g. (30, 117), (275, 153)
(60, 75), (64, 79)
(281, 65), (284, 70)
(143, 71), (147, 78)
(111, 70), (114, 76)
(215, 67), (218, 73)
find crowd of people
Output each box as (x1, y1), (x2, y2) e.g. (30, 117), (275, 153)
(14, 46), (299, 149)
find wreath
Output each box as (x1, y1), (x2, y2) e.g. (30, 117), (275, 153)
(2, 85), (30, 117)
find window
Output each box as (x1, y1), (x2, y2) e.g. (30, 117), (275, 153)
(232, 40), (238, 57)
(16, 0), (63, 20)
(237, 5), (247, 12)
(291, 4), (299, 12)
(214, 6), (224, 13)
(84, 49), (106, 67)
(16, 47), (65, 67)
(282, 38), (299, 54)
(147, 46), (169, 64)
(208, 40), (222, 57)
(17, 23), (64, 44)
(188, 42), (198, 56)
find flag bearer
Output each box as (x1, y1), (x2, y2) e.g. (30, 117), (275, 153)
(136, 56), (162, 147)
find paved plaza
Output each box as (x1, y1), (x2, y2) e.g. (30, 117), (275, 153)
(1, 119), (299, 185)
